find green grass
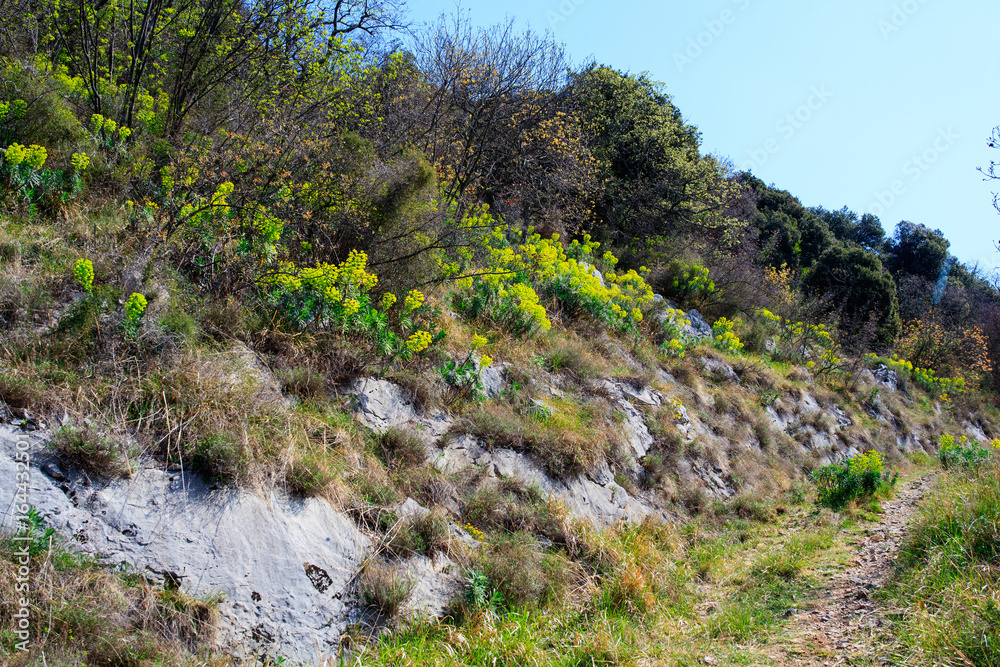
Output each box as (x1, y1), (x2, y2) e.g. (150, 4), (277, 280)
(883, 458), (1000, 666)
(0, 526), (220, 666)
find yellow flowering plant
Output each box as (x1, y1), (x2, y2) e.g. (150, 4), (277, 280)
(811, 449), (897, 510)
(263, 249), (442, 362)
(938, 434), (994, 469)
(123, 292), (148, 339)
(756, 308), (837, 364)
(73, 258), (94, 294)
(437, 334), (495, 401)
(657, 307), (692, 358)
(712, 317), (744, 355)
(451, 224), (657, 337)
(865, 353), (968, 400)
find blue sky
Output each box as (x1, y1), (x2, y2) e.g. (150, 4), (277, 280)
(403, 0), (1000, 274)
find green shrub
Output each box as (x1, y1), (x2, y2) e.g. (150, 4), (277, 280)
(938, 434), (997, 470)
(810, 450), (897, 510)
(711, 317), (744, 355)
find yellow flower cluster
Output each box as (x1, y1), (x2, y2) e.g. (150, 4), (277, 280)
(789, 321), (832, 345)
(381, 292), (397, 310)
(713, 317), (744, 354)
(871, 354), (968, 397)
(668, 396), (685, 421)
(404, 289), (425, 313)
(343, 299), (361, 317)
(406, 330), (432, 353)
(252, 206), (284, 247)
(480, 354), (493, 368)
(71, 152), (90, 171)
(267, 249), (378, 308)
(471, 334), (488, 350)
(848, 450), (884, 477)
(124, 292), (148, 321)
(73, 258), (94, 293)
(662, 338), (686, 358)
(474, 228), (656, 332)
(4, 143), (47, 169)
(0, 99), (26, 120)
(758, 309), (833, 348)
(463, 523), (485, 540)
(500, 282), (551, 331)
(757, 308), (782, 324)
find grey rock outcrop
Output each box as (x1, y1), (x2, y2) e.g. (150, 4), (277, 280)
(434, 436), (653, 525)
(684, 309), (714, 341)
(348, 377), (452, 447)
(479, 363), (506, 399)
(698, 357), (740, 384)
(872, 365), (898, 391)
(0, 424), (369, 665)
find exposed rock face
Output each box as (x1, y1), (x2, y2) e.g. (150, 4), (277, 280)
(434, 436), (653, 525)
(872, 365), (898, 391)
(698, 357), (740, 384)
(590, 379), (657, 458)
(649, 299), (713, 343)
(348, 377), (452, 448)
(401, 552), (463, 618)
(349, 377), (420, 431)
(619, 400), (655, 459)
(0, 336), (968, 665)
(0, 424), (369, 665)
(480, 363), (506, 399)
(684, 309), (714, 341)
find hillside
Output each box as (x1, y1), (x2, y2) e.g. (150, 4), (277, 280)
(1, 2), (1000, 666)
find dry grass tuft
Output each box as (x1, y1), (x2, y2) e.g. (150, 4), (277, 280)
(0, 534), (220, 666)
(50, 424), (126, 478)
(463, 398), (618, 478)
(358, 560), (415, 616)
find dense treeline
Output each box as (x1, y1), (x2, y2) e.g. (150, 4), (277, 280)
(0, 0), (997, 389)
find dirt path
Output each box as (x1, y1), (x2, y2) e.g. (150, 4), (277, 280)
(773, 474), (937, 666)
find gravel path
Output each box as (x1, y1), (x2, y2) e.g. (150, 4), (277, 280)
(773, 474), (937, 666)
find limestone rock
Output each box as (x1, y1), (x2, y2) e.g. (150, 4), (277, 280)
(698, 356), (739, 384)
(402, 553), (463, 618)
(349, 377), (419, 432)
(0, 425), (370, 665)
(872, 365), (898, 391)
(480, 363), (506, 399)
(396, 498), (431, 522)
(347, 378), (453, 448)
(619, 400), (654, 459)
(684, 309), (714, 341)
